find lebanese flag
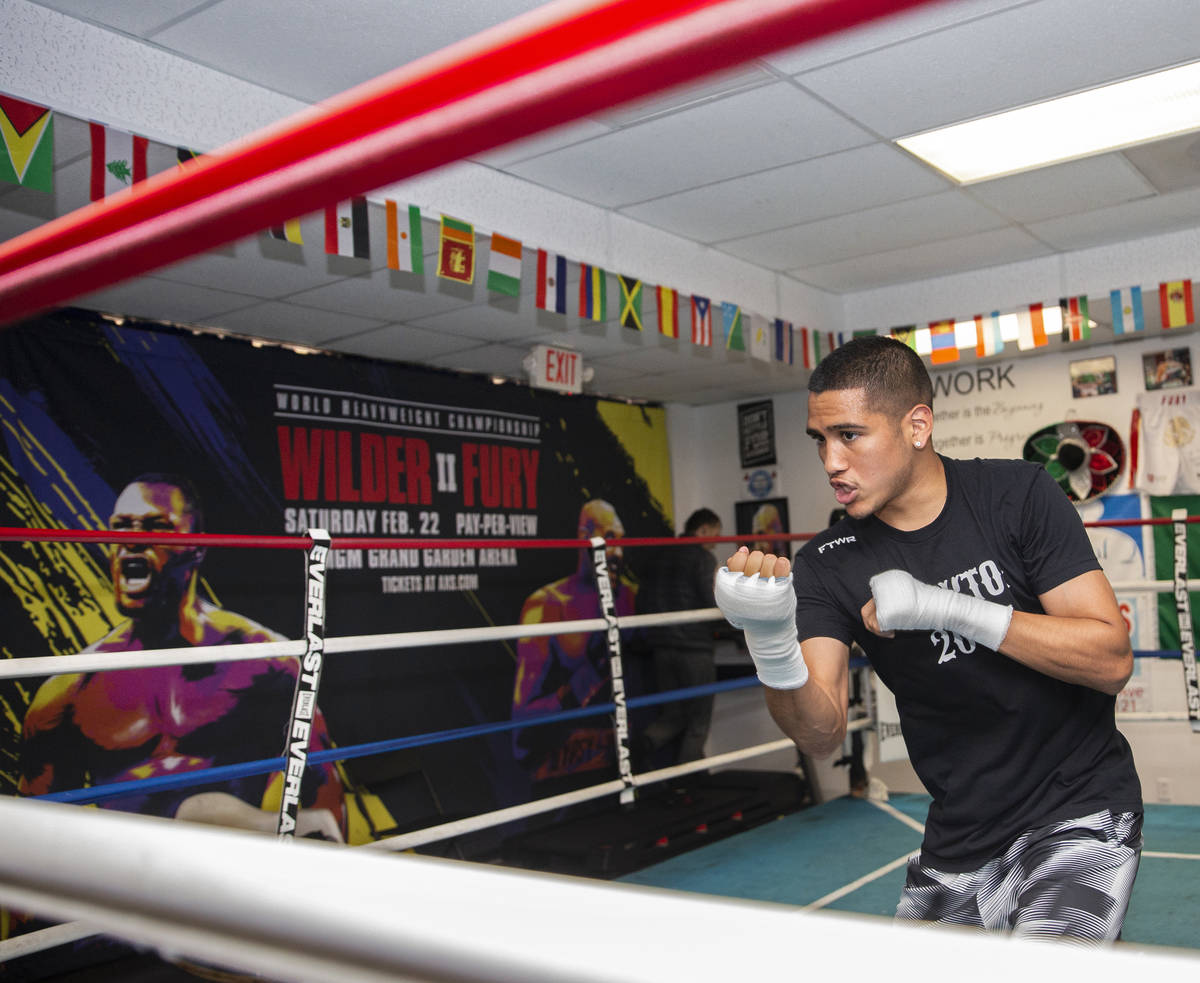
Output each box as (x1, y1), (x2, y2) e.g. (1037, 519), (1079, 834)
(90, 122), (147, 201)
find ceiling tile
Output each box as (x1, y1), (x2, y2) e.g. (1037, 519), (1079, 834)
(73, 275), (259, 323)
(760, 0), (1030, 75)
(148, 0), (550, 103)
(29, 0), (213, 37)
(423, 342), (534, 377)
(325, 322), (484, 362)
(967, 154), (1156, 224)
(198, 300), (388, 345)
(470, 119), (614, 168)
(598, 66), (775, 127)
(285, 268), (478, 323)
(408, 300), (537, 341)
(156, 233), (353, 300)
(620, 142), (948, 242)
(1122, 132), (1200, 195)
(717, 190), (1008, 269)
(1025, 186), (1200, 252)
(507, 82), (873, 208)
(789, 227), (1054, 293)
(796, 0), (1200, 138)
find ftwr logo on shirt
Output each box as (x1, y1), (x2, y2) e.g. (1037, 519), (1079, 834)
(818, 535), (856, 554)
(929, 559), (1008, 665)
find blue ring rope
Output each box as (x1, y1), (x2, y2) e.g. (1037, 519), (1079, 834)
(31, 650), (1172, 805)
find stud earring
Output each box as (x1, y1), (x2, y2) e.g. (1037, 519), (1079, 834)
(914, 441), (922, 448)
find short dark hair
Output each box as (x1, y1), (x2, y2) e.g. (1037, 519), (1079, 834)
(683, 507), (720, 537)
(126, 472), (205, 532)
(808, 336), (933, 417)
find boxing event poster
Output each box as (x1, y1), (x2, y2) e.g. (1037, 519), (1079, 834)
(0, 308), (673, 851)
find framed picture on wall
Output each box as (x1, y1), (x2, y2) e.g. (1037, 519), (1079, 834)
(1069, 355), (1117, 399)
(1143, 347), (1193, 391)
(735, 497), (790, 557)
(737, 399), (776, 468)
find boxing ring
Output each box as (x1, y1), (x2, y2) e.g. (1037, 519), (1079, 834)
(0, 516), (1198, 977)
(1, 0), (1200, 977)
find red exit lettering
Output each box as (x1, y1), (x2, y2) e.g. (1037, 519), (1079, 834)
(545, 348), (579, 387)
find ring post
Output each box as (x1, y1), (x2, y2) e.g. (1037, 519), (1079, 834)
(278, 529), (332, 837)
(1170, 509), (1200, 732)
(590, 535), (635, 805)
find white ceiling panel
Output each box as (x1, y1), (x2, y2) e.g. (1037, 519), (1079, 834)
(507, 82), (874, 208)
(598, 66), (776, 128)
(967, 154), (1156, 224)
(28, 0), (211, 38)
(620, 142), (949, 242)
(283, 269), (477, 324)
(198, 300), (388, 346)
(510, 321), (671, 360)
(1122, 132), (1200, 195)
(321, 323), (481, 363)
(73, 275), (255, 324)
(789, 227), (1054, 294)
(760, 0), (1032, 76)
(470, 119), (614, 169)
(145, 0), (535, 105)
(408, 302), (539, 342)
(718, 190), (1008, 270)
(424, 342), (537, 377)
(1025, 186), (1200, 252)
(149, 0), (545, 103)
(796, 0), (1200, 138)
(155, 237), (353, 300)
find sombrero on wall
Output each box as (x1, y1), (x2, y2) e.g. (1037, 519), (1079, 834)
(1022, 421), (1124, 503)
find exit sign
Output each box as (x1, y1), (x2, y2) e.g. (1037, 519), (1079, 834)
(527, 344), (585, 394)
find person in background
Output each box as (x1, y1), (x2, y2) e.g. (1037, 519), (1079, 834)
(714, 336), (1141, 943)
(637, 507), (723, 767)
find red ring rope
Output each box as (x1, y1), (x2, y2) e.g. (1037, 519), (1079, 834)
(1, 519), (1191, 551)
(0, 0), (944, 326)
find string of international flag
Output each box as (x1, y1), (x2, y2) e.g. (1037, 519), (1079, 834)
(881, 283), (1186, 368)
(1, 92), (1194, 371)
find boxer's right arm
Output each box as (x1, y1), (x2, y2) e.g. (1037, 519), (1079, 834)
(763, 636), (849, 758)
(717, 548), (849, 757)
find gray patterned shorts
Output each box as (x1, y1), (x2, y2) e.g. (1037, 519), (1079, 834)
(896, 809), (1143, 943)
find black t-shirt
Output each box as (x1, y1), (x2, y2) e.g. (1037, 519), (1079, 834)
(793, 456), (1142, 870)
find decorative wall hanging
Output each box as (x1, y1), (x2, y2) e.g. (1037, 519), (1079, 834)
(1023, 420), (1124, 502)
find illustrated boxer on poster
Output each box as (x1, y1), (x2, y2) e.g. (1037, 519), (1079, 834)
(511, 498), (639, 784)
(18, 473), (345, 840)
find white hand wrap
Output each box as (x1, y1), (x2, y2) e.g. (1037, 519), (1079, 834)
(869, 569), (1012, 651)
(714, 567), (809, 689)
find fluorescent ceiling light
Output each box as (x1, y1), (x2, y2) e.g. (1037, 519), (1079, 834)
(897, 60), (1200, 184)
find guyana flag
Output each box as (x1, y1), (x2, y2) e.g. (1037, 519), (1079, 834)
(0, 94), (53, 192)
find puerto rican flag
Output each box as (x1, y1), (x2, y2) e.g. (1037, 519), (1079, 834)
(691, 295), (712, 346)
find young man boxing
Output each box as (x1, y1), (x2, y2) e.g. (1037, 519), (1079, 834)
(715, 336), (1142, 942)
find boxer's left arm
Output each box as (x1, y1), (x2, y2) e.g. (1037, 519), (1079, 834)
(864, 568), (1130, 695)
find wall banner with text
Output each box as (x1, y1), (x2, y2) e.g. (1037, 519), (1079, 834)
(0, 309), (673, 852)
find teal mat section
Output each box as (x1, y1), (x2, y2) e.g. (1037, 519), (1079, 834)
(620, 795), (924, 910)
(620, 795), (1200, 949)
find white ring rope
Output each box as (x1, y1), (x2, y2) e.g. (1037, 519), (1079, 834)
(0, 608), (724, 678)
(0, 797), (1196, 983)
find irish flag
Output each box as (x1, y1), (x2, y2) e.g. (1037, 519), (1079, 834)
(486, 233), (522, 296)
